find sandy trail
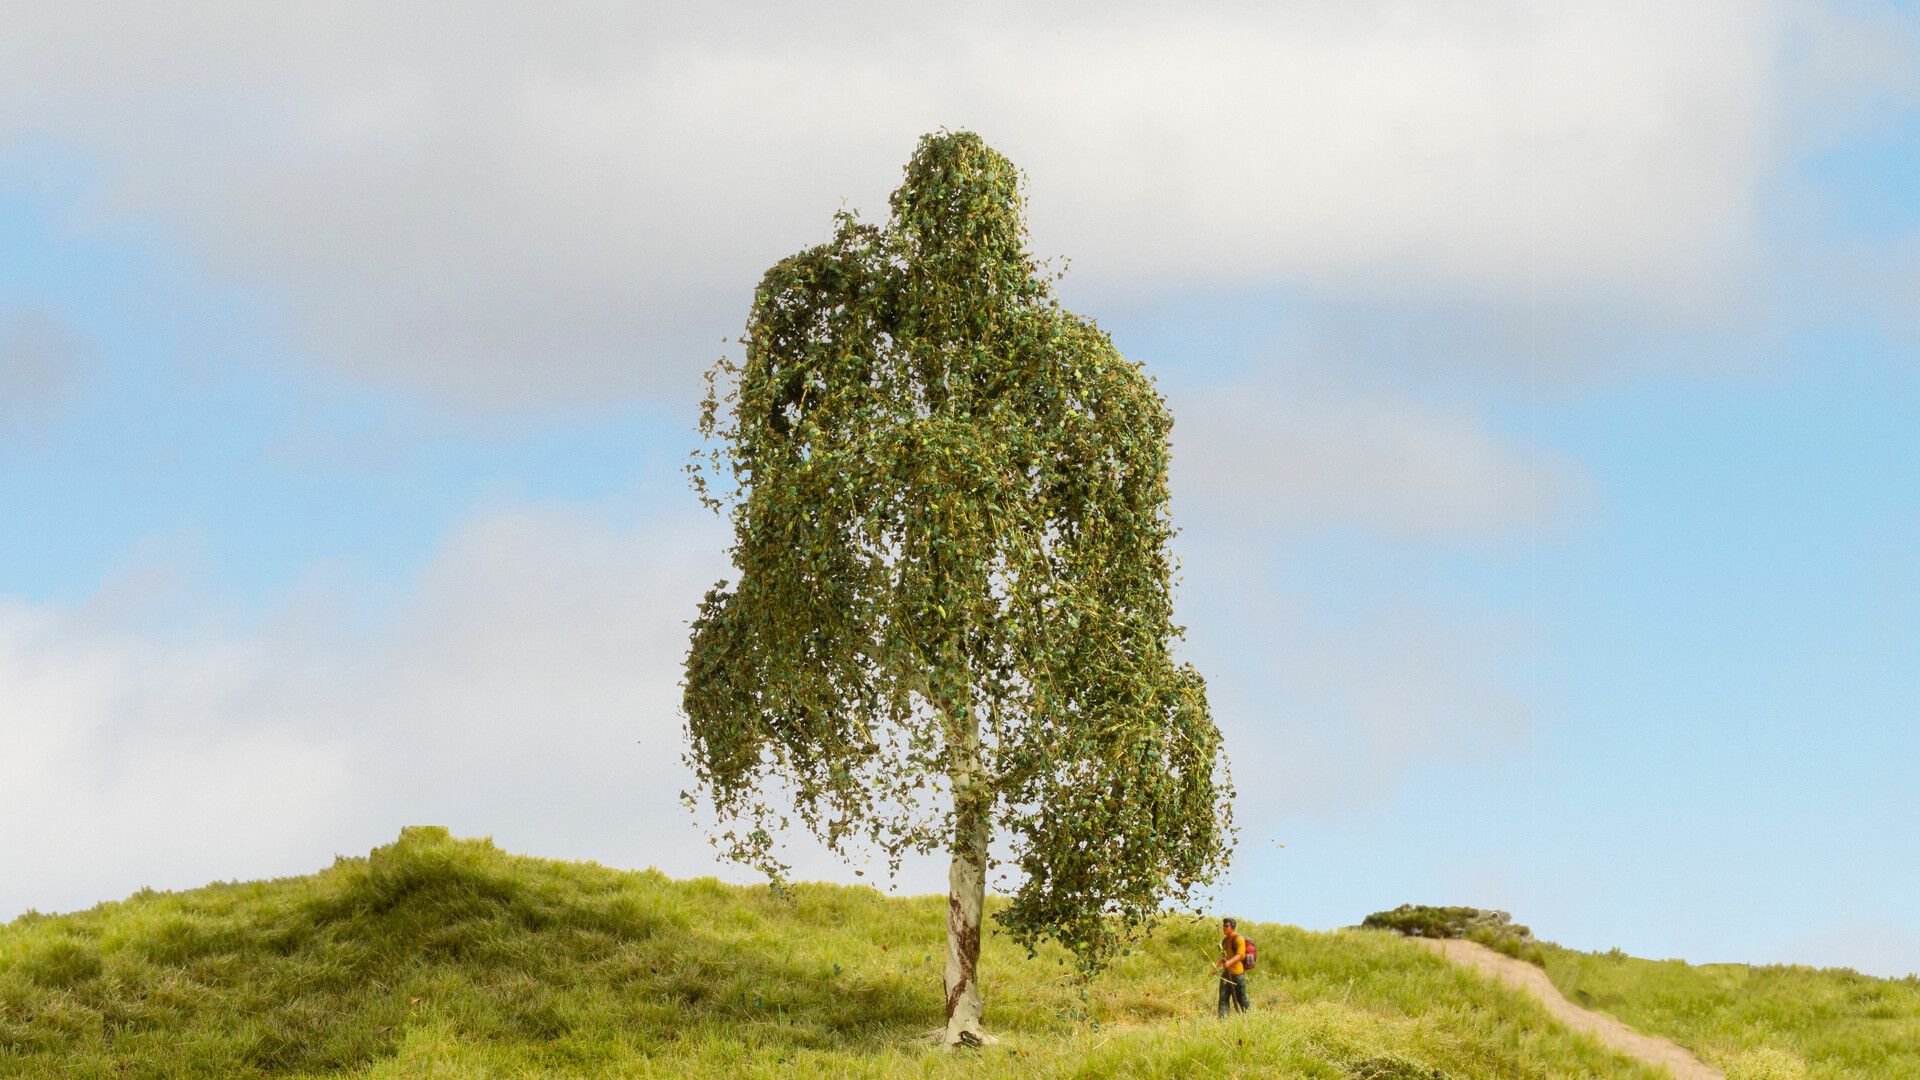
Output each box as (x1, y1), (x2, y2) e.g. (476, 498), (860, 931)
(1412, 938), (1723, 1080)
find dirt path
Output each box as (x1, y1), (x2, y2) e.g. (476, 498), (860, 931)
(1412, 938), (1723, 1080)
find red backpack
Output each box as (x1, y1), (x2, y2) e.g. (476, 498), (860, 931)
(1227, 932), (1257, 972)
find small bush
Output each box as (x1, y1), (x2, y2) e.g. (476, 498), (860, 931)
(1465, 926), (1548, 968)
(1361, 904), (1533, 941)
(1363, 904), (1545, 967)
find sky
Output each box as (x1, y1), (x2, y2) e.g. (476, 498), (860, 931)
(2, 1), (1918, 977)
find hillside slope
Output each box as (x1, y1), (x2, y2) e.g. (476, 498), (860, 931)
(1541, 944), (1920, 1080)
(0, 828), (1843, 1079)
(1416, 938), (1721, 1080)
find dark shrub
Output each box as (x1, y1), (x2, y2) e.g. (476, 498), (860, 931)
(1361, 904), (1546, 967)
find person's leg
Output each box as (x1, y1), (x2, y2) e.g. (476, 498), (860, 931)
(1217, 975), (1232, 1018)
(1232, 974), (1250, 1012)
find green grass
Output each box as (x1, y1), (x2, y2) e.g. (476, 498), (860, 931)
(7, 828), (1911, 1078)
(0, 828), (1671, 1079)
(1542, 944), (1920, 1080)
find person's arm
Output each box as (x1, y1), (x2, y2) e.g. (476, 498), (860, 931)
(1228, 934), (1247, 969)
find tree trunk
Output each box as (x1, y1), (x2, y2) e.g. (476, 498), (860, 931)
(942, 712), (991, 1047)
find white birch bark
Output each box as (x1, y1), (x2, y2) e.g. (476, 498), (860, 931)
(942, 707), (991, 1047)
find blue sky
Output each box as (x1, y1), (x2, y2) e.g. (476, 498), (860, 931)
(3, 2), (1917, 977)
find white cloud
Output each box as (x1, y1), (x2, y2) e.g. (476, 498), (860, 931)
(1785, 0), (1920, 148)
(1, 483), (1542, 918)
(1171, 378), (1584, 540)
(0, 601), (353, 913)
(1195, 596), (1534, 819)
(0, 309), (89, 432)
(0, 503), (753, 918)
(1165, 392), (1549, 819)
(0, 1), (1789, 408)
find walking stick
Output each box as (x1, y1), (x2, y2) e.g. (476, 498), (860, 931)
(1201, 949), (1233, 984)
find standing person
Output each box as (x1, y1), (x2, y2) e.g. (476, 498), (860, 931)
(1216, 917), (1250, 1017)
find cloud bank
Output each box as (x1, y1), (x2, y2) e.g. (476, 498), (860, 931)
(2, 485), (1549, 919)
(0, 504), (736, 918)
(1173, 378), (1584, 540)
(1, 1), (1785, 408)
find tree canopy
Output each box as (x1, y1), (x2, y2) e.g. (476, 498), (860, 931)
(682, 131), (1231, 989)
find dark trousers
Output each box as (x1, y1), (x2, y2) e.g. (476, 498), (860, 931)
(1217, 972), (1249, 1016)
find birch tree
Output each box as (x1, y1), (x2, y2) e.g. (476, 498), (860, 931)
(682, 131), (1231, 1047)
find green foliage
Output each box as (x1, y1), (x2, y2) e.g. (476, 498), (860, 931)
(1360, 904), (1535, 942)
(683, 130), (1229, 967)
(1, 831), (1693, 1079)
(1543, 943), (1920, 1079)
(1360, 905), (1545, 966)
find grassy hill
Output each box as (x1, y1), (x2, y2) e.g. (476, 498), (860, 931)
(1541, 945), (1919, 1079)
(0, 828), (1911, 1078)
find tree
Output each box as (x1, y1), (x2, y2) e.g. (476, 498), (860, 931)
(682, 131), (1231, 1047)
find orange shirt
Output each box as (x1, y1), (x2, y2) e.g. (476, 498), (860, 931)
(1221, 931), (1247, 975)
